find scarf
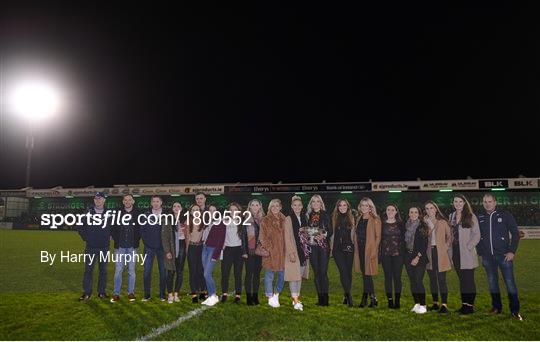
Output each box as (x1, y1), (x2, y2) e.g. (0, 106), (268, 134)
(405, 219), (420, 251)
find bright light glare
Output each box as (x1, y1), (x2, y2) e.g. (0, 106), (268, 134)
(10, 80), (61, 121)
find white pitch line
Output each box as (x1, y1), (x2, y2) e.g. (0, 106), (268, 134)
(137, 306), (209, 341)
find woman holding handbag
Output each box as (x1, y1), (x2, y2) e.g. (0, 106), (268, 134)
(404, 206), (430, 314)
(353, 197), (382, 308)
(331, 199), (356, 307)
(259, 199), (287, 308)
(242, 199), (265, 305)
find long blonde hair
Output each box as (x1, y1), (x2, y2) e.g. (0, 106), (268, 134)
(306, 194), (326, 216)
(247, 198), (265, 224)
(357, 197), (379, 218)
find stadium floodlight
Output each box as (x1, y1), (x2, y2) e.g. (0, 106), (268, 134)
(7, 78), (62, 187)
(11, 79), (61, 122)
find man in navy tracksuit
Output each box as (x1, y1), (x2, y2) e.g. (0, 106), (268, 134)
(78, 192), (112, 301)
(140, 195), (168, 301)
(477, 193), (523, 321)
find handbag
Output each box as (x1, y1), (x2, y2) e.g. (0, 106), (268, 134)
(340, 237), (354, 253)
(341, 243), (354, 253)
(255, 243), (270, 257)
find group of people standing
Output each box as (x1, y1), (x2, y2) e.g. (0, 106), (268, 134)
(77, 191), (523, 320)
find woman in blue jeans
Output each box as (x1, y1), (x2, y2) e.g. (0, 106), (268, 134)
(259, 199), (287, 308)
(201, 205), (226, 306)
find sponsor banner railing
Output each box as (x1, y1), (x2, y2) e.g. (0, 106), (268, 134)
(25, 185), (225, 198)
(520, 227), (540, 239)
(1, 178), (538, 198)
(226, 183), (371, 193)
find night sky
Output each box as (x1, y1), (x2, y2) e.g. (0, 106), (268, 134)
(0, 3), (538, 189)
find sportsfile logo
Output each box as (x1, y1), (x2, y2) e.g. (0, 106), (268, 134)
(40, 210), (181, 229)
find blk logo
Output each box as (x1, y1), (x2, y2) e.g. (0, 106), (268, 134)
(514, 181), (532, 186)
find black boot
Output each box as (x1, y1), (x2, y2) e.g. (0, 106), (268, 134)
(316, 293), (323, 306)
(359, 293), (368, 308)
(368, 293), (378, 308)
(343, 294), (348, 305)
(394, 293), (401, 309)
(253, 293), (260, 305)
(387, 293), (394, 308)
(323, 293), (329, 306)
(346, 293), (354, 307)
(246, 293), (253, 306)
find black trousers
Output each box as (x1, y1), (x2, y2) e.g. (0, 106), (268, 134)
(452, 245), (476, 305)
(404, 253), (427, 305)
(333, 249), (353, 294)
(166, 242), (187, 293)
(82, 247), (108, 296)
(358, 241), (374, 293)
(221, 246), (244, 295)
(381, 254), (403, 298)
(309, 245), (329, 294)
(428, 246), (448, 304)
(187, 244), (205, 294)
(244, 253), (262, 294)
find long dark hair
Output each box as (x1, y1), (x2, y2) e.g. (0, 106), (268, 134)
(331, 199), (355, 231)
(424, 201), (448, 222)
(187, 204), (203, 233)
(453, 194), (474, 228)
(408, 206), (429, 237)
(228, 202), (244, 237)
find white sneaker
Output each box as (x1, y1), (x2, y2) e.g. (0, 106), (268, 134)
(173, 294), (180, 303)
(273, 294), (280, 307)
(293, 301), (303, 311)
(167, 295), (174, 304)
(415, 305), (427, 314)
(411, 303), (420, 312)
(268, 294), (280, 308)
(202, 294), (219, 306)
(208, 295), (219, 306)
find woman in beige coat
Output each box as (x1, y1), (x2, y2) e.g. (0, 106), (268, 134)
(259, 199), (287, 308)
(449, 194), (480, 314)
(424, 200), (452, 313)
(352, 197), (382, 308)
(284, 195), (309, 311)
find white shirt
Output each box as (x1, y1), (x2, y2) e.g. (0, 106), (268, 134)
(224, 223), (242, 247)
(426, 217), (437, 246)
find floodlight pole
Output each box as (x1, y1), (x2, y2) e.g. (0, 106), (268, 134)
(25, 121), (34, 188)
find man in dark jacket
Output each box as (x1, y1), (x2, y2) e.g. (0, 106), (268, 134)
(78, 192), (111, 301)
(110, 194), (141, 302)
(140, 195), (168, 301)
(477, 193), (523, 321)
